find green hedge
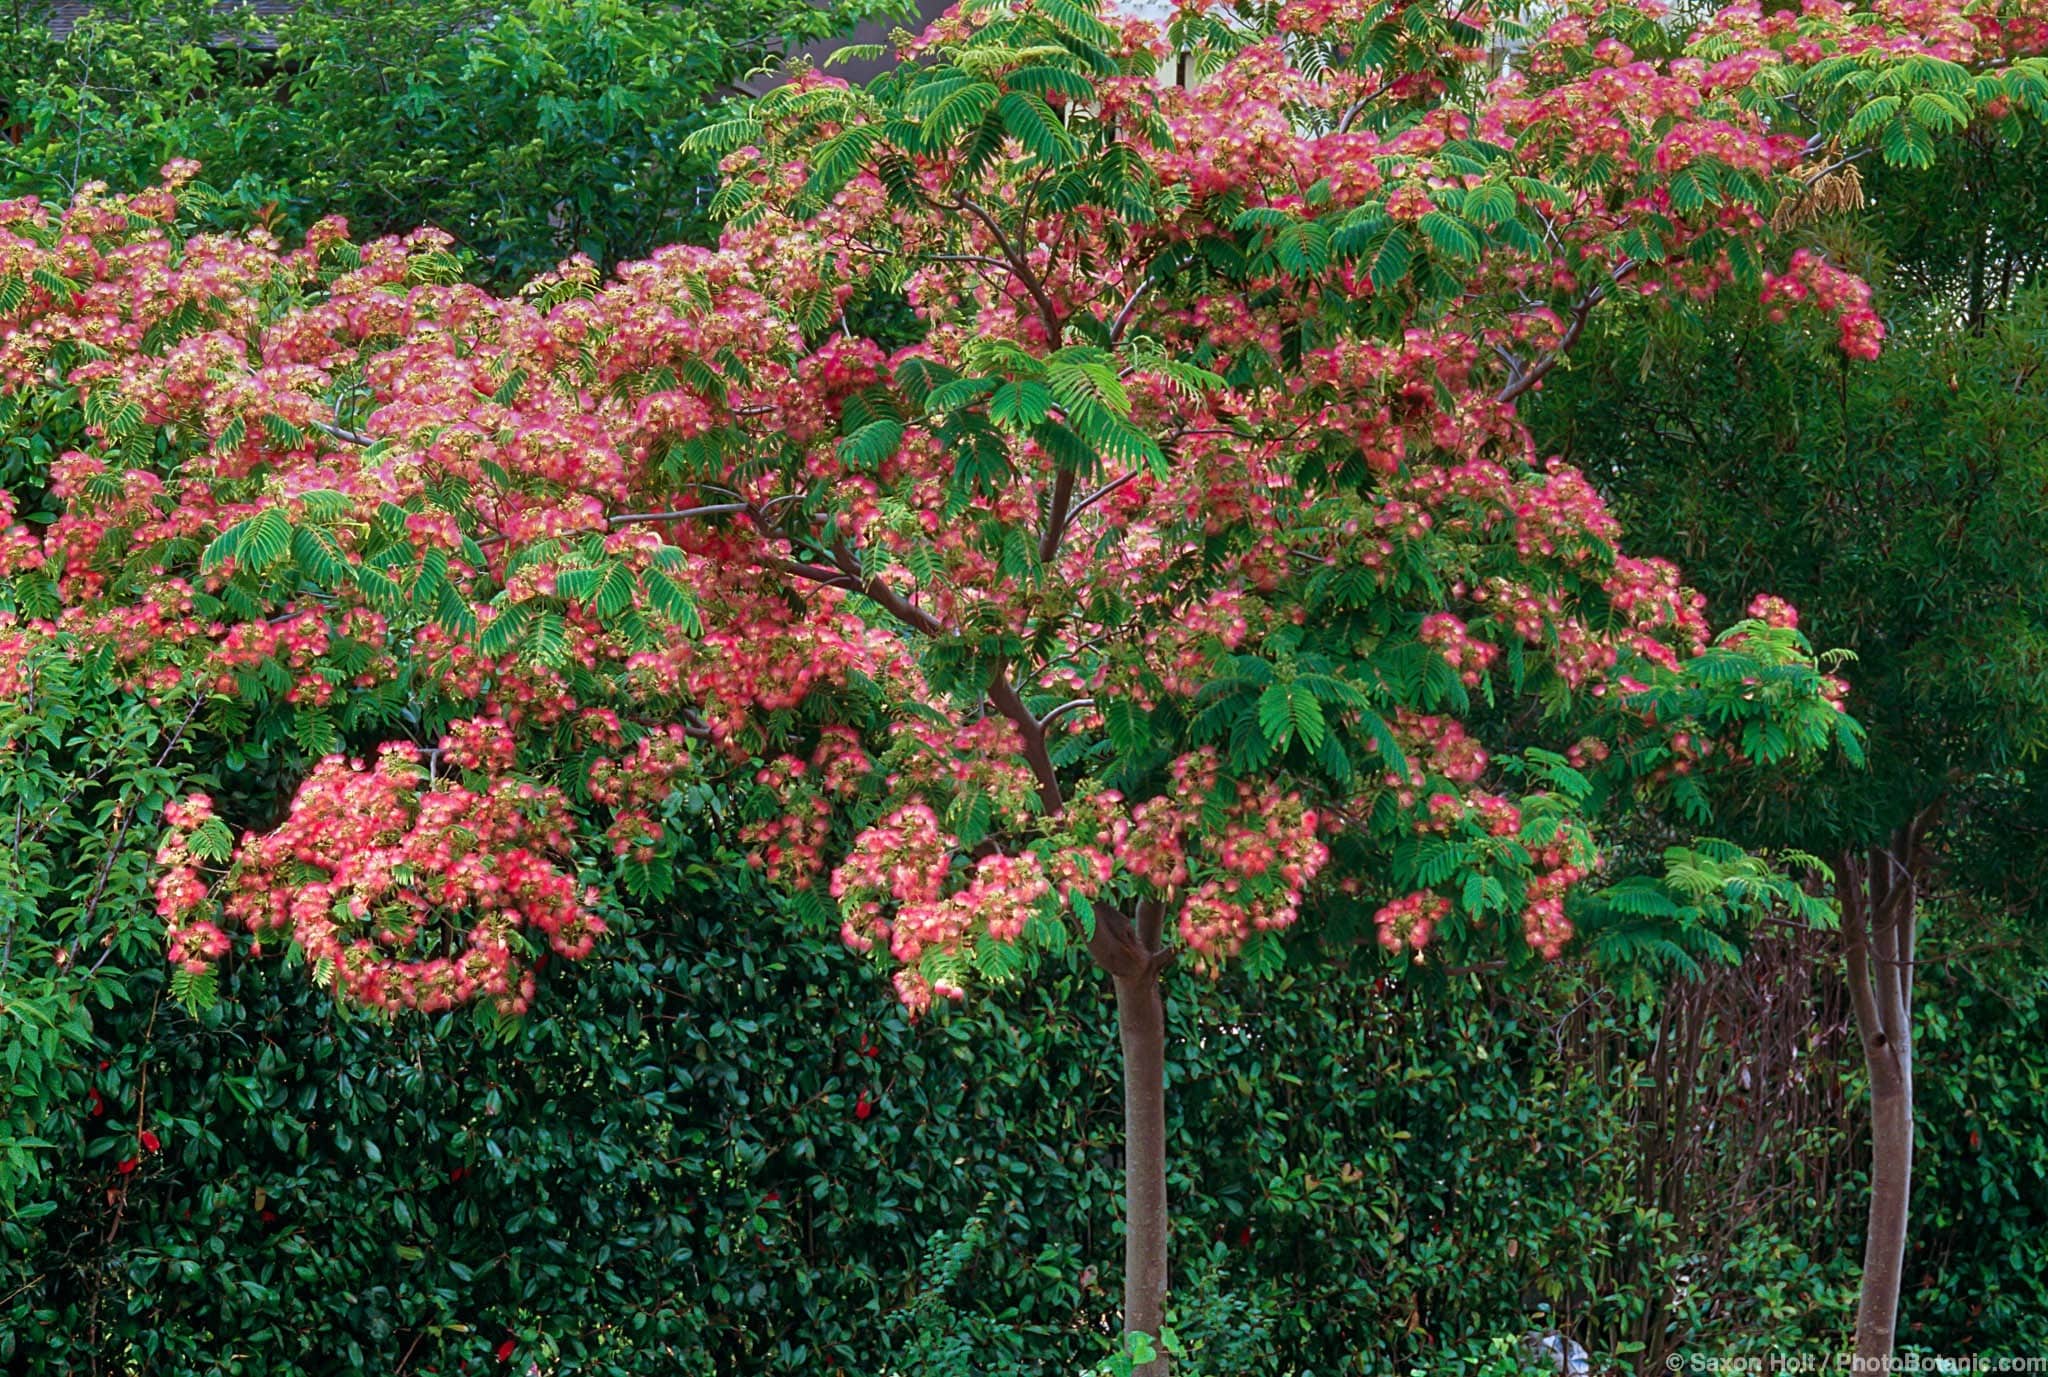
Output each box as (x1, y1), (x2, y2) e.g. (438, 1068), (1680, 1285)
(19, 852), (2043, 1373)
(1900, 956), (2048, 1351)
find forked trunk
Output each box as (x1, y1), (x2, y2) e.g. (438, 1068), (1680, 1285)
(1838, 806), (1936, 1370)
(1003, 674), (1176, 1370)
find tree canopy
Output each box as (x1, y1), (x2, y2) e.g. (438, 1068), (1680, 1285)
(6, 0), (2048, 1363)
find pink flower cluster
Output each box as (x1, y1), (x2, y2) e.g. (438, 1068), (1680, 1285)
(1112, 750), (1222, 889)
(586, 724), (695, 862)
(157, 746), (601, 1014)
(827, 800), (1063, 1013)
(830, 802), (954, 956)
(1762, 249), (1884, 360)
(156, 795), (232, 973)
(1392, 713), (1491, 795)
(740, 729), (875, 888)
(442, 714), (517, 773)
(1420, 613), (1500, 687)
(1521, 852), (1591, 959)
(1176, 782), (1330, 961)
(1375, 891), (1452, 952)
(1745, 593), (1800, 629)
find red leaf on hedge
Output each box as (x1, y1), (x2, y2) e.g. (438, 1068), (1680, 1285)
(139, 1129), (161, 1153)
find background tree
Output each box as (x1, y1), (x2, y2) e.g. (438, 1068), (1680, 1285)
(0, 0), (897, 283)
(1529, 148), (2048, 1361)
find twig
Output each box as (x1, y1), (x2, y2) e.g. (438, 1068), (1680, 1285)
(1495, 259), (1637, 404)
(1037, 697), (1095, 731)
(73, 693), (207, 977)
(107, 989), (164, 1247)
(942, 197), (1064, 344)
(1068, 471), (1142, 520)
(310, 418), (375, 447)
(607, 503), (751, 527)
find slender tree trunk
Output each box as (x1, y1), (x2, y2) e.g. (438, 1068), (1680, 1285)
(1089, 896), (1172, 1376)
(1838, 804), (1936, 1371)
(1114, 960), (1169, 1373)
(1860, 1056), (1914, 1367)
(1966, 222), (1989, 335)
(991, 664), (1175, 1369)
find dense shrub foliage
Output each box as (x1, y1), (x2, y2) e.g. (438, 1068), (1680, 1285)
(0, 0), (889, 282)
(0, 649), (199, 1207)
(1903, 950), (2048, 1348)
(9, 840), (2045, 1374)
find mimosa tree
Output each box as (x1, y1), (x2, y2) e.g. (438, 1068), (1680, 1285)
(7, 0), (2043, 1363)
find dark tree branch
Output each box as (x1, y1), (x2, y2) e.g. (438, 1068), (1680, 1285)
(985, 662), (1062, 818)
(1107, 273), (1156, 345)
(827, 536), (949, 637)
(927, 252), (1016, 272)
(310, 418), (374, 447)
(751, 551), (848, 584)
(1038, 697), (1095, 730)
(1496, 260), (1637, 404)
(1039, 468), (1076, 562)
(946, 196), (1064, 344)
(1070, 470), (1141, 521)
(608, 503), (751, 527)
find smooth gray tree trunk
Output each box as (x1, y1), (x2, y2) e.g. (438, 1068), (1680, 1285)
(1089, 896), (1172, 1376)
(1839, 807), (1936, 1370)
